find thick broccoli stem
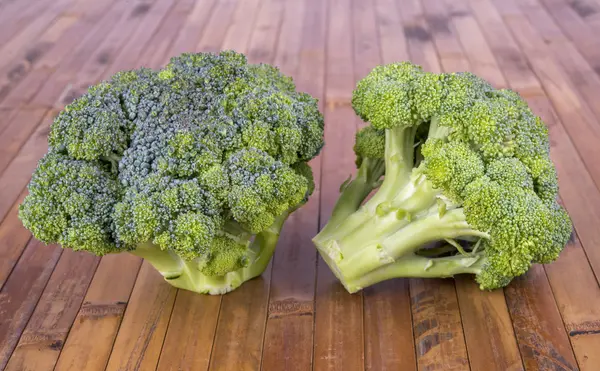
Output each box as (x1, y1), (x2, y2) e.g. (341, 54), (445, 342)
(342, 252), (486, 294)
(131, 211), (289, 295)
(319, 157), (384, 233)
(314, 126), (415, 244)
(363, 125), (417, 210)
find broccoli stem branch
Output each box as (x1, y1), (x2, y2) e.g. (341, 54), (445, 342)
(343, 252), (486, 293)
(131, 211), (289, 295)
(314, 126), (416, 245)
(330, 207), (488, 280)
(320, 157), (384, 233)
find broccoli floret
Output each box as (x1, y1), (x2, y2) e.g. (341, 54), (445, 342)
(20, 51), (324, 295)
(313, 62), (572, 293)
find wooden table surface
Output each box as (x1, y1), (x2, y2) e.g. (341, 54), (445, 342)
(1, 0), (600, 370)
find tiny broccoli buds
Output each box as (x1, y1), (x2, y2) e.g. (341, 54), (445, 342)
(19, 51), (324, 295)
(313, 61), (572, 293)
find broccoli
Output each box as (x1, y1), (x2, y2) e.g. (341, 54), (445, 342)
(19, 51), (324, 295)
(312, 62), (572, 293)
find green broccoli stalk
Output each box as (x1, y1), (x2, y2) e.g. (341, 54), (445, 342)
(19, 51), (324, 295)
(313, 62), (572, 293)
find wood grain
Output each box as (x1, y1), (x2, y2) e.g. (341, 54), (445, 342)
(54, 254), (142, 371)
(410, 279), (469, 371)
(261, 0), (319, 369)
(0, 241), (62, 370)
(504, 267), (578, 370)
(0, 0), (599, 370)
(104, 262), (177, 371)
(4, 249), (99, 371)
(0, 190), (31, 288)
(155, 291), (221, 371)
(313, 0), (364, 369)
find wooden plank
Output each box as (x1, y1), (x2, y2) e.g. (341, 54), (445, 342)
(195, 0), (239, 54)
(58, 0), (175, 107)
(32, 0), (140, 108)
(58, 2), (214, 369)
(4, 250), (99, 371)
(246, 0), (284, 63)
(314, 0), (363, 369)
(463, 1), (587, 368)
(54, 254), (142, 371)
(139, 0), (197, 69)
(455, 279), (524, 371)
(104, 262), (177, 371)
(0, 108), (18, 134)
(519, 0), (600, 164)
(410, 279), (469, 370)
(0, 111), (53, 226)
(0, 107), (48, 175)
(525, 96), (600, 370)
(53, 4), (182, 369)
(422, 0), (470, 73)
(261, 1), (318, 368)
(0, 241), (62, 370)
(155, 291), (221, 371)
(221, 0), (262, 52)
(272, 0), (304, 73)
(0, 0), (71, 72)
(396, 0), (441, 74)
(104, 0), (178, 75)
(440, 0), (505, 87)
(0, 0), (57, 47)
(544, 232), (600, 370)
(351, 0), (381, 81)
(167, 0), (216, 57)
(356, 0), (417, 370)
(70, 0), (172, 93)
(207, 277), (272, 370)
(0, 13), (78, 105)
(0, 0), (124, 109)
(0, 190), (30, 288)
(364, 280), (416, 370)
(0, 2), (158, 362)
(504, 266), (578, 370)
(0, 0), (141, 224)
(535, 0), (600, 69)
(374, 0), (409, 64)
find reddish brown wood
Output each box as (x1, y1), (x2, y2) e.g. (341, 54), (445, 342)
(4, 249), (99, 371)
(0, 107), (47, 174)
(0, 190), (30, 288)
(504, 267), (578, 370)
(155, 291), (221, 371)
(0, 241), (62, 369)
(410, 279), (469, 371)
(261, 0), (320, 369)
(104, 263), (177, 371)
(0, 1), (599, 370)
(54, 254), (142, 371)
(313, 0), (364, 369)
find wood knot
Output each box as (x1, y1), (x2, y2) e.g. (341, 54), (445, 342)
(78, 302), (126, 319)
(268, 298), (313, 319)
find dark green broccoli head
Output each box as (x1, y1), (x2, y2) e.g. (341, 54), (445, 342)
(20, 51), (324, 279)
